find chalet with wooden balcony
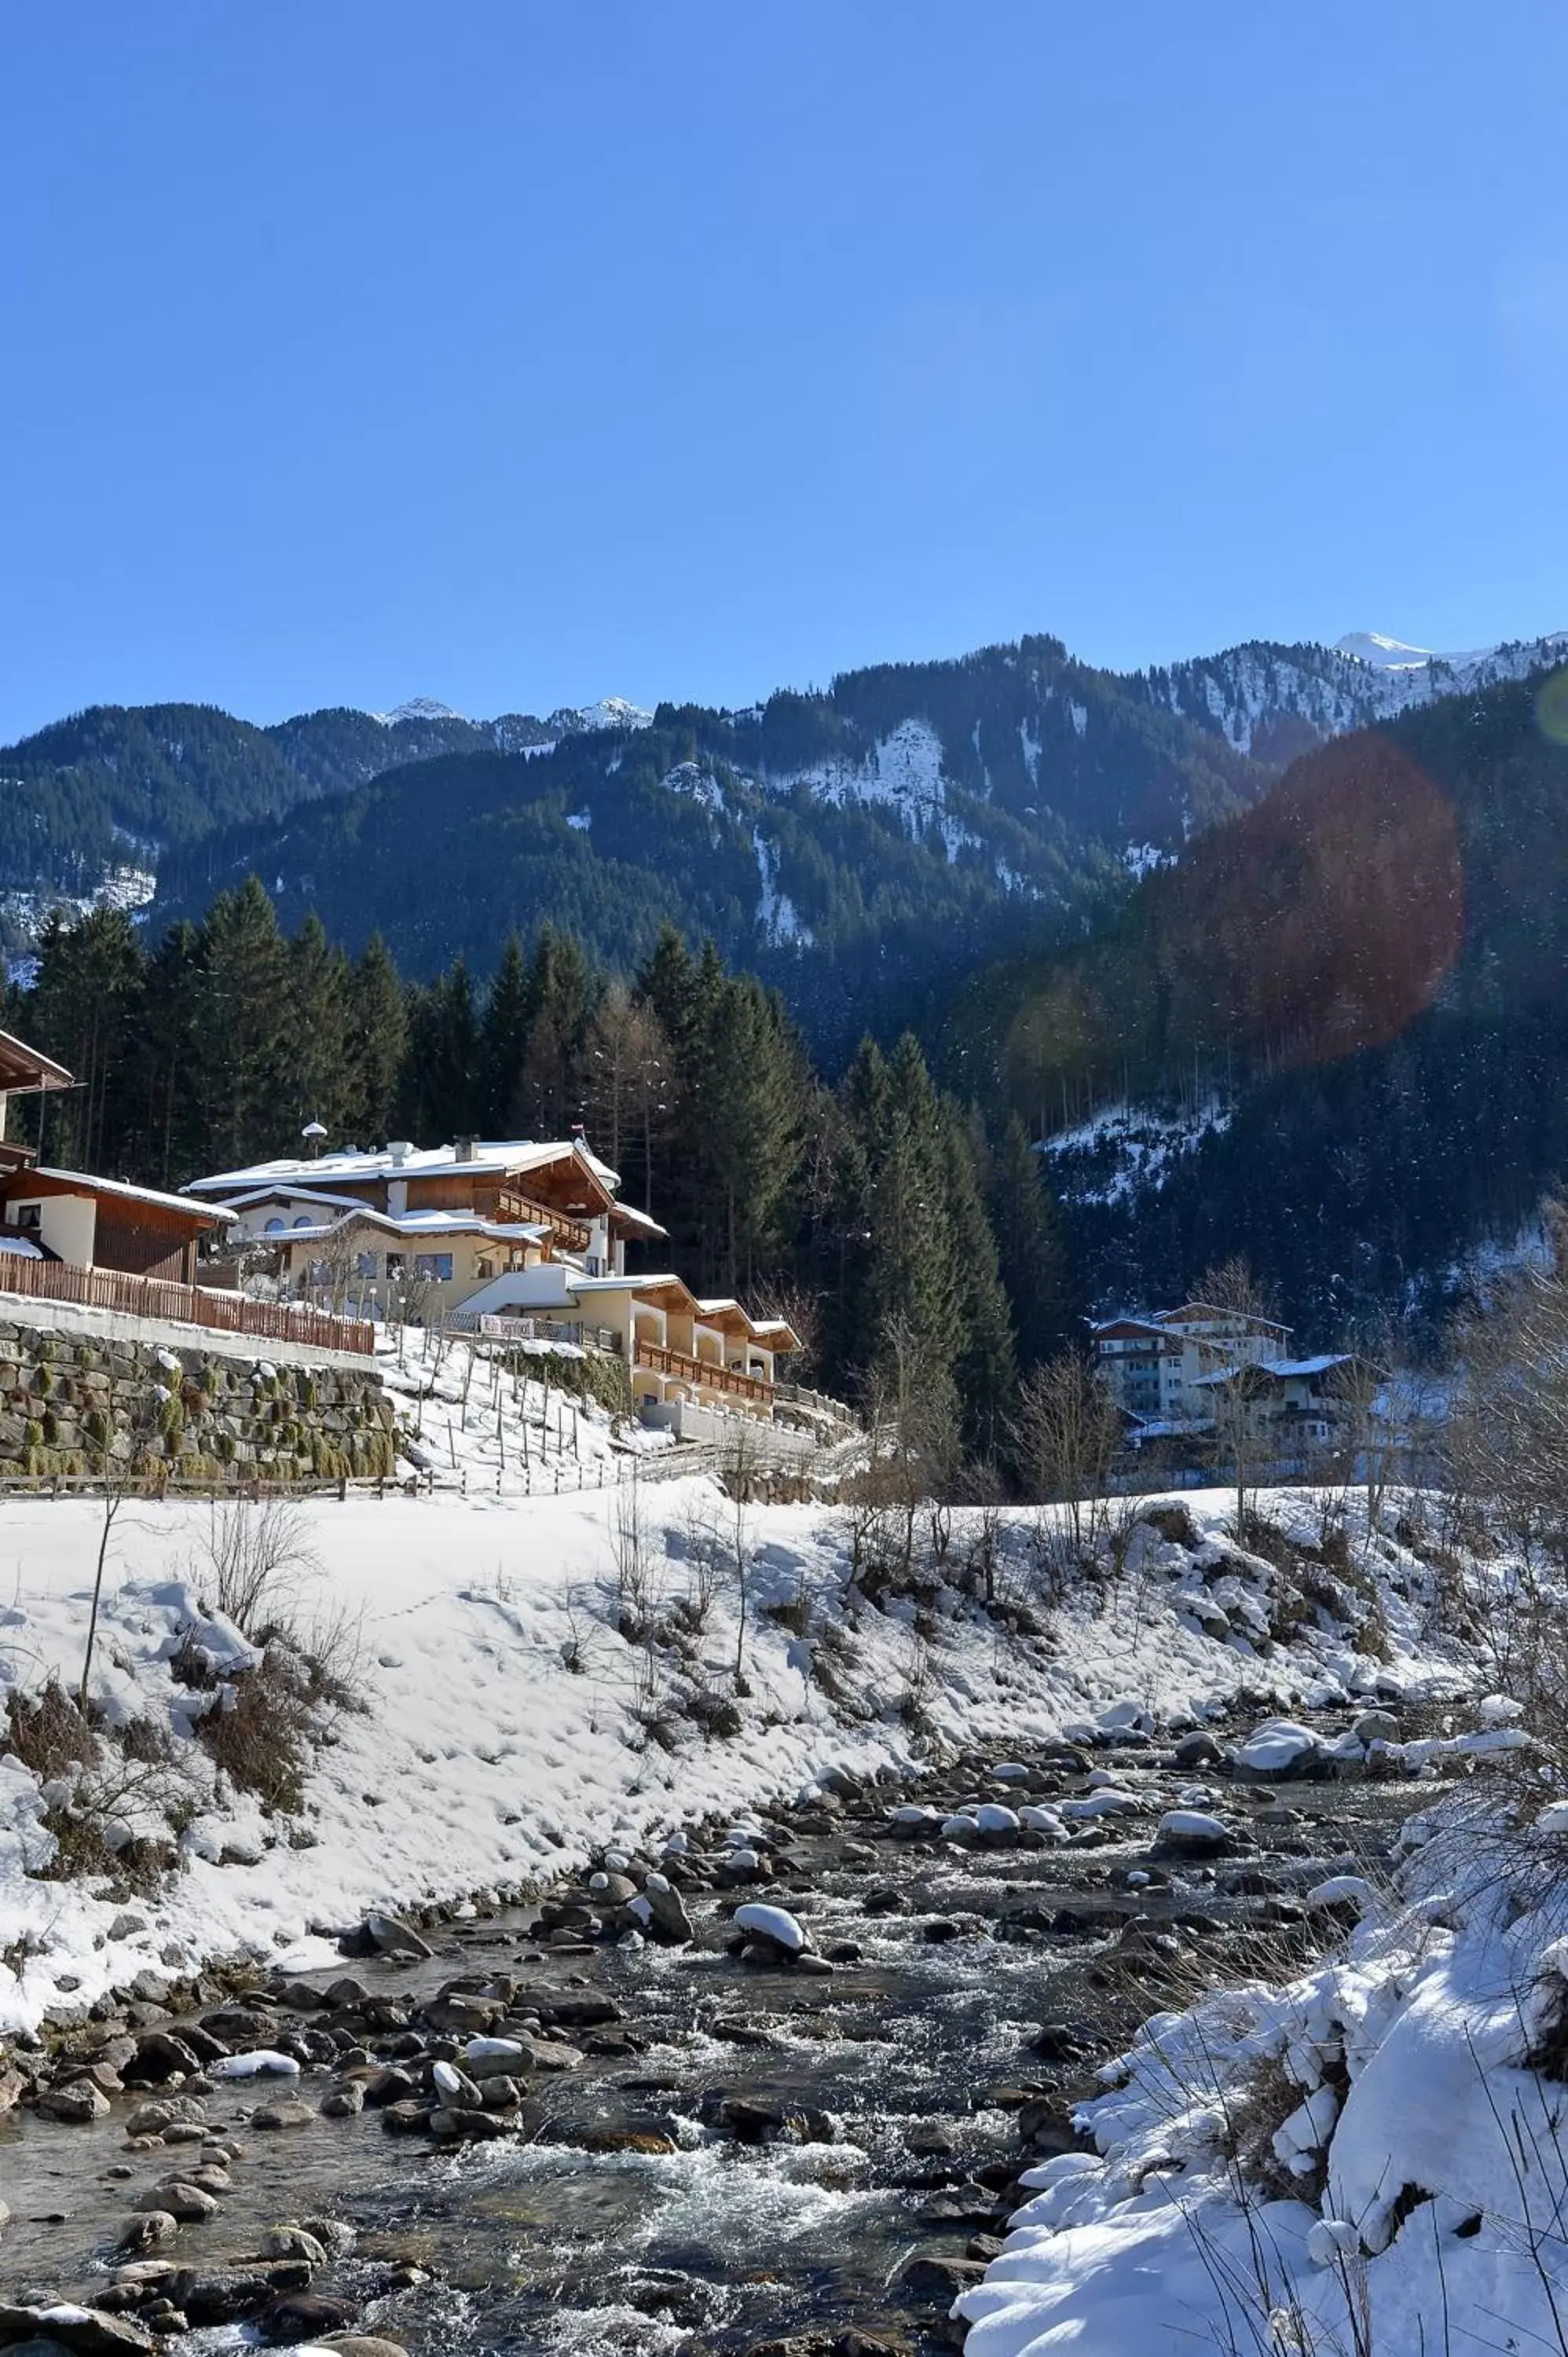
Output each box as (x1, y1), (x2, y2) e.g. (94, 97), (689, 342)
(187, 1133), (668, 1279)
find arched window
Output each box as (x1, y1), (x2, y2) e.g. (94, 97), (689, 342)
(264, 1217), (285, 1234)
(292, 1215), (313, 1230)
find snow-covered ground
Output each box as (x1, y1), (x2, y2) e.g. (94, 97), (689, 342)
(0, 1486), (1468, 2039)
(959, 1761), (1568, 2357)
(1039, 1095), (1231, 1208)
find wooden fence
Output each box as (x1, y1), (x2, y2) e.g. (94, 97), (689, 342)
(0, 1256), (375, 1356)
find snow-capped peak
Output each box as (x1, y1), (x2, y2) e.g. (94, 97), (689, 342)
(381, 696), (466, 724)
(1334, 631), (1435, 671)
(574, 697), (653, 733)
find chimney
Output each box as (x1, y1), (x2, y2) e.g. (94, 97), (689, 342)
(387, 1140), (412, 1168)
(570, 1123), (586, 1149)
(455, 1135), (475, 1164)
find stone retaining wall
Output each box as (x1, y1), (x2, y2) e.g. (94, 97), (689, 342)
(0, 1316), (396, 1486)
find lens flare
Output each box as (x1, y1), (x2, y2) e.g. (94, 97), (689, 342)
(1537, 665), (1568, 746)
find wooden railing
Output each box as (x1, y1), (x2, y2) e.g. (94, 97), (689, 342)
(0, 1255), (375, 1357)
(496, 1189), (591, 1254)
(635, 1336), (773, 1403)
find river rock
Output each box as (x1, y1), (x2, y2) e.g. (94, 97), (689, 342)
(316, 2342), (409, 2355)
(320, 2083), (366, 2118)
(118, 2212), (181, 2258)
(258, 2227), (328, 2264)
(355, 1912), (434, 1960)
(1156, 1809), (1233, 1857)
(638, 1874), (694, 1945)
(161, 2271), (277, 2327)
(732, 1902), (809, 1962)
(123, 2033), (203, 2087)
(430, 2060), (482, 2107)
(1353, 1707), (1400, 1745)
(139, 2182), (218, 2223)
(0, 2309), (157, 2354)
(256, 2291), (357, 2343)
(38, 2079), (112, 2123)
(1233, 1719), (1327, 1779)
(421, 1992), (502, 2036)
(427, 2103), (518, 2140)
(362, 2066), (419, 2107)
(250, 2097), (316, 2130)
(1172, 1731), (1224, 1768)
(899, 2253), (988, 2300)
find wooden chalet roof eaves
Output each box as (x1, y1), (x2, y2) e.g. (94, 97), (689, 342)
(5, 1166), (236, 1231)
(0, 1027), (73, 1093)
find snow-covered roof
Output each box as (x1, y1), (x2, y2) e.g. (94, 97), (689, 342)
(610, 1200), (668, 1237)
(270, 1207), (550, 1248)
(185, 1138), (622, 1197)
(0, 1025), (72, 1091)
(1192, 1354), (1355, 1387)
(1154, 1301), (1292, 1335)
(24, 1168), (236, 1224)
(219, 1184), (392, 1217)
(0, 1232), (44, 1259)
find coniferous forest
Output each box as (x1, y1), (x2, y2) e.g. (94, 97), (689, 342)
(5, 882), (1076, 1451)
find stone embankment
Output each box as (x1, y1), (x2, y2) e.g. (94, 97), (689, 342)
(0, 1319), (394, 1486)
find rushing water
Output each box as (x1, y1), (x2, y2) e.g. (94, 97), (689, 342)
(0, 1714), (1431, 2354)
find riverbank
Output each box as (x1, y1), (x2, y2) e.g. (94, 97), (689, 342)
(0, 1485), (1470, 2042)
(0, 1695), (1464, 2354)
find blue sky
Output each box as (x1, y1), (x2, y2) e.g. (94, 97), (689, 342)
(3, 2), (1566, 741)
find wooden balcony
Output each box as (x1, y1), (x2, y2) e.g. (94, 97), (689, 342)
(496, 1189), (591, 1254)
(634, 1337), (773, 1404)
(0, 1255), (374, 1357)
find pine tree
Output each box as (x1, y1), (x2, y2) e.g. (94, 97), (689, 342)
(582, 980), (671, 1200)
(990, 1112), (1075, 1369)
(197, 876), (291, 1168)
(940, 1106), (1017, 1452)
(635, 924), (697, 1061)
(345, 933), (406, 1146)
(287, 913), (355, 1145)
(136, 921), (207, 1186)
(478, 932), (529, 1135)
(24, 907), (145, 1171)
(397, 958), (478, 1142)
(688, 974), (808, 1292)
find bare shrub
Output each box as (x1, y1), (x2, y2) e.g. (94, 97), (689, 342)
(1011, 1351), (1123, 1598)
(5, 1678), (97, 1779)
(196, 1497), (319, 1638)
(195, 1645), (314, 1813)
(610, 1468), (661, 1640)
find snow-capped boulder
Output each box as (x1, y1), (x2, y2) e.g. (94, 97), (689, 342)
(1234, 1718), (1325, 1778)
(1156, 1809), (1232, 1857)
(733, 1901), (809, 1963)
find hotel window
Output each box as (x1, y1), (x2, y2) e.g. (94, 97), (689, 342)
(413, 1252), (453, 1281)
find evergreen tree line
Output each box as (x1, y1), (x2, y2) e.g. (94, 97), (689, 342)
(7, 878), (1078, 1452)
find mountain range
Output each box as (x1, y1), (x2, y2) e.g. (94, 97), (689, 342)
(5, 624), (1563, 1060)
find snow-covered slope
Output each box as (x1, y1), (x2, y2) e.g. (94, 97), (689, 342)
(0, 1483), (1467, 2036)
(1142, 630), (1568, 759)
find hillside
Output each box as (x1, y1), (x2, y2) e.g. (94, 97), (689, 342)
(8, 622), (1563, 1064)
(940, 655), (1568, 1335)
(0, 695), (624, 941)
